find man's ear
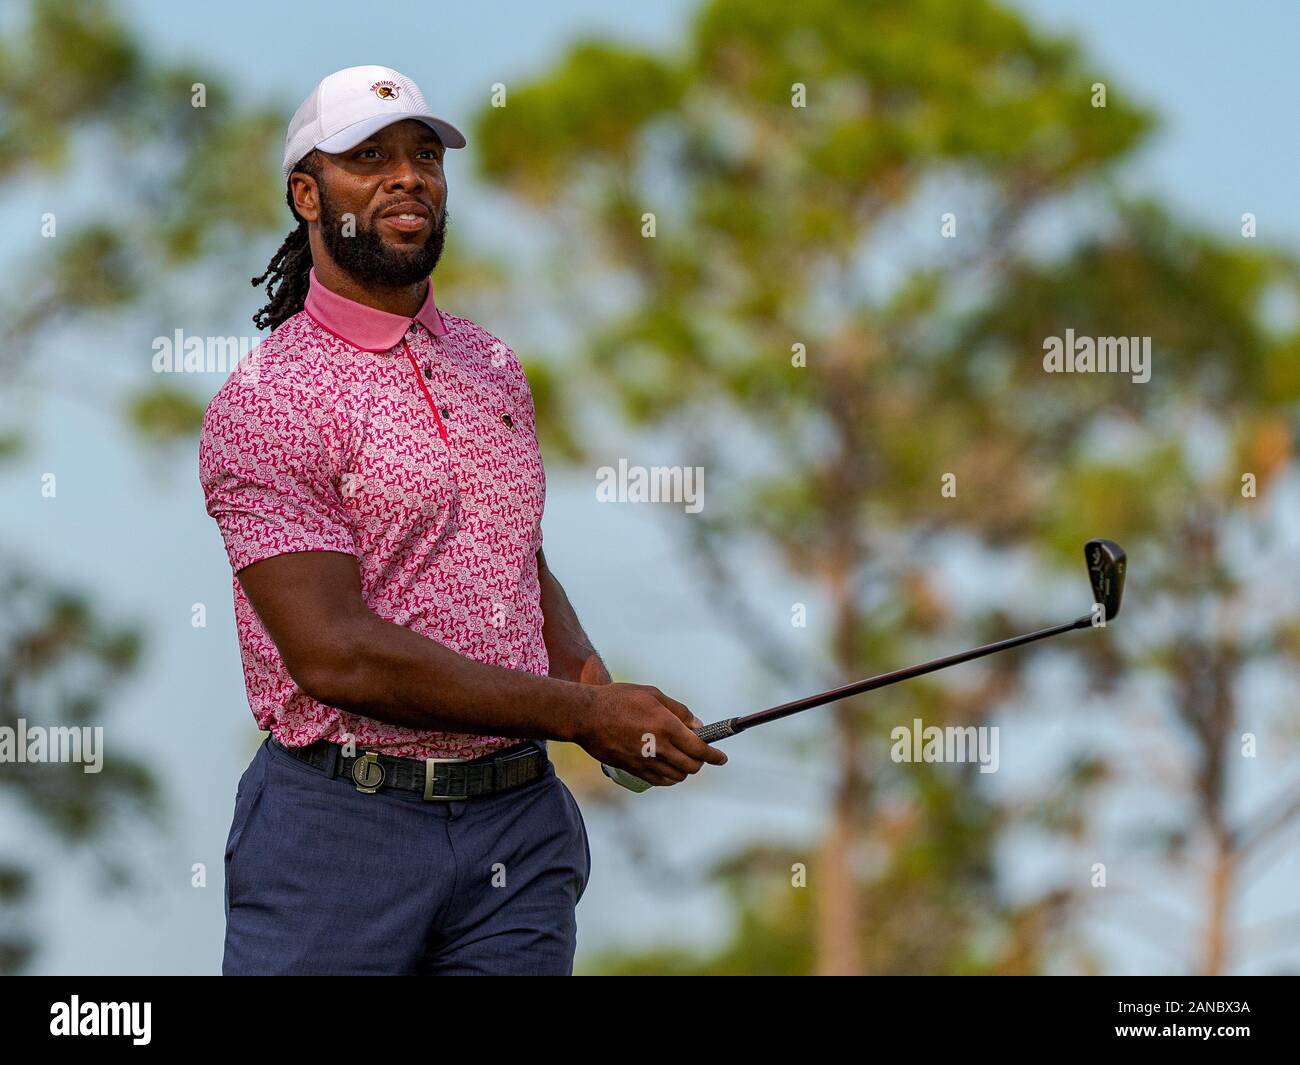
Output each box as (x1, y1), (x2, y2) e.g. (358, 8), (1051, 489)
(289, 173), (321, 224)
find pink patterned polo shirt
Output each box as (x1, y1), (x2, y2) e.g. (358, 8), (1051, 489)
(199, 268), (548, 759)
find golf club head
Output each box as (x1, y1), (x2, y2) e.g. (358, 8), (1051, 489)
(1084, 538), (1126, 621)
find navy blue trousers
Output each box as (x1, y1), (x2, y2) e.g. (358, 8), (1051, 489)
(222, 736), (590, 975)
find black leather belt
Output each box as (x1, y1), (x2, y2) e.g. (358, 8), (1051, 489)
(273, 737), (548, 800)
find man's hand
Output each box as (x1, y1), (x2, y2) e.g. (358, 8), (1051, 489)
(573, 682), (727, 787)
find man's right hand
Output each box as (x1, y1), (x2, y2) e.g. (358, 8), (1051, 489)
(574, 683), (728, 787)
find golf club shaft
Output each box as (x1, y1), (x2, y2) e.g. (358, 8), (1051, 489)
(698, 613), (1094, 741)
(605, 538), (1123, 790)
(602, 612), (1095, 791)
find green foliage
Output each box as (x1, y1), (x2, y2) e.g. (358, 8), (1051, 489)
(0, 0), (295, 973)
(125, 385), (208, 441)
(474, 0), (1299, 974)
(0, 0), (142, 177)
(0, 0), (291, 370)
(0, 561), (161, 973)
(475, 40), (685, 199)
(0, 432), (24, 461)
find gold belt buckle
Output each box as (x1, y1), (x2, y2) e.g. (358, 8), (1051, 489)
(424, 757), (469, 801)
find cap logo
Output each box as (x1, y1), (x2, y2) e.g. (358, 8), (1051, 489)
(371, 80), (401, 101)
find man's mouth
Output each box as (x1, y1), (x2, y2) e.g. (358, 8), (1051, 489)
(379, 202), (432, 234)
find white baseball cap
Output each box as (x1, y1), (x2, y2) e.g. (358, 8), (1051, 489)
(282, 65), (466, 181)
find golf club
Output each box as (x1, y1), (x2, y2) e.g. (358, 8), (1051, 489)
(602, 538), (1127, 792)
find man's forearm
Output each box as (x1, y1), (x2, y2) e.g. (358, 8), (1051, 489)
(303, 610), (597, 741)
(538, 549), (610, 684)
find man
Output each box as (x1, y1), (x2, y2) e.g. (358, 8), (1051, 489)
(199, 65), (726, 976)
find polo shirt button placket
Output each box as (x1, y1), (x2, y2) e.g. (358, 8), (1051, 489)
(397, 327), (451, 450)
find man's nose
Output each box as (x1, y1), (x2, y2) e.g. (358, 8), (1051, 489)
(386, 154), (439, 191)
(386, 161), (424, 188)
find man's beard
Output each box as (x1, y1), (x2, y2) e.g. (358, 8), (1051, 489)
(318, 186), (449, 288)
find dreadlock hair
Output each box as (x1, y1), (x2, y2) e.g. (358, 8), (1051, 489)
(251, 151), (323, 332)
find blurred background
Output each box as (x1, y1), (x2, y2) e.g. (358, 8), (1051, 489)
(1, 0), (1298, 975)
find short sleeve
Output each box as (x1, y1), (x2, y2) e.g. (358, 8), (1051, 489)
(199, 368), (355, 574)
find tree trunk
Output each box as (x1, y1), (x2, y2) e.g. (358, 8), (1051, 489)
(813, 538), (867, 975)
(814, 701), (864, 974)
(1200, 828), (1233, 975)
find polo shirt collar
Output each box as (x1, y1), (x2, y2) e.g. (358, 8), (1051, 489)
(303, 267), (447, 351)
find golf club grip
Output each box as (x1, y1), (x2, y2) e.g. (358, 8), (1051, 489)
(694, 718), (738, 743)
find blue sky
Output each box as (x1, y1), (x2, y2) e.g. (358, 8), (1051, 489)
(3, 0), (1298, 974)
